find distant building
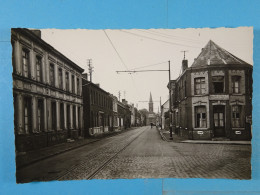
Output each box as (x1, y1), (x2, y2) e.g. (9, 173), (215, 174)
(169, 40), (252, 140)
(82, 80), (113, 136)
(161, 99), (169, 129)
(12, 28), (84, 152)
(146, 92), (156, 125)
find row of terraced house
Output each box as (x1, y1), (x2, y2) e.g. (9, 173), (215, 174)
(12, 28), (142, 153)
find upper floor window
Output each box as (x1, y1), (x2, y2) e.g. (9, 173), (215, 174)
(58, 68), (63, 89)
(77, 78), (80, 95)
(36, 56), (42, 82)
(65, 72), (69, 91)
(49, 63), (55, 86)
(212, 76), (224, 93)
(232, 76), (241, 94)
(22, 49), (30, 78)
(194, 77), (206, 95)
(195, 106), (207, 128)
(71, 74), (75, 93)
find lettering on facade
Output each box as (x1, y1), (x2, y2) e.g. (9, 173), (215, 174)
(209, 95), (229, 100)
(235, 131), (242, 135)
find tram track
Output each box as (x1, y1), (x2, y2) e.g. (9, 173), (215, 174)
(55, 127), (147, 181)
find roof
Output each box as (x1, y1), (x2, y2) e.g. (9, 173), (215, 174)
(12, 28), (84, 73)
(191, 40), (250, 68)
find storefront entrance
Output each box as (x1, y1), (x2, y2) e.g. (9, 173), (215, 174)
(213, 105), (225, 137)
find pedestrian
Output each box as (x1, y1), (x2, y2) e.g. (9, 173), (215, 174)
(150, 123), (153, 129)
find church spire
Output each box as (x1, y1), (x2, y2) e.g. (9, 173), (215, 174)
(149, 92), (153, 112)
(149, 92), (153, 103)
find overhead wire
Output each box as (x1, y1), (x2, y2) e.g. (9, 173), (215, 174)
(137, 29), (201, 45)
(120, 30), (201, 48)
(103, 30), (140, 96)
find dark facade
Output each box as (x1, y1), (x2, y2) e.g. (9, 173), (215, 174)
(82, 80), (113, 137)
(12, 28), (84, 152)
(169, 40), (252, 140)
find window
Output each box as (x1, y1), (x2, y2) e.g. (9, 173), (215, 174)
(212, 76), (224, 93)
(77, 78), (80, 95)
(50, 63), (55, 86)
(232, 105), (242, 128)
(37, 99), (44, 132)
(24, 97), (32, 133)
(60, 103), (64, 129)
(51, 102), (56, 130)
(73, 106), (76, 129)
(232, 76), (241, 94)
(194, 77), (206, 95)
(58, 68), (63, 89)
(71, 75), (75, 93)
(67, 105), (70, 129)
(195, 106), (206, 128)
(36, 56), (42, 82)
(22, 49), (30, 78)
(65, 72), (69, 91)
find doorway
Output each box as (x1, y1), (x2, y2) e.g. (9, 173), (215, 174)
(213, 105), (225, 137)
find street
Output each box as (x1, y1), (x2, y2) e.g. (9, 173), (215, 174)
(17, 126), (251, 183)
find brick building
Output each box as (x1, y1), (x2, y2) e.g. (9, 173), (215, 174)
(82, 80), (113, 136)
(12, 28), (84, 152)
(169, 40), (252, 140)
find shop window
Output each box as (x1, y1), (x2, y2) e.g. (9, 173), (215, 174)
(36, 56), (42, 82)
(58, 68), (63, 89)
(22, 49), (30, 78)
(60, 103), (64, 129)
(212, 76), (224, 93)
(24, 97), (32, 133)
(51, 101), (56, 130)
(37, 99), (44, 132)
(195, 106), (207, 128)
(232, 76), (241, 94)
(194, 77), (206, 95)
(49, 63), (55, 86)
(232, 105), (242, 128)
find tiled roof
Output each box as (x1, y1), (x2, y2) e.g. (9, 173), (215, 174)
(191, 40), (249, 67)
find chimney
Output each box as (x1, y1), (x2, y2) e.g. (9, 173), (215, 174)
(82, 73), (88, 81)
(95, 83), (100, 88)
(30, 30), (41, 38)
(122, 99), (128, 105)
(182, 59), (188, 72)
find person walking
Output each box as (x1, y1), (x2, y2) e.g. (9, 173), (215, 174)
(150, 122), (153, 129)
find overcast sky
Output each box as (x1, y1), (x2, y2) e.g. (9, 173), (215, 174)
(41, 27), (253, 111)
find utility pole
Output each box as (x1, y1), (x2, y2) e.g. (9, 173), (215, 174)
(87, 59), (93, 82)
(116, 60), (173, 140)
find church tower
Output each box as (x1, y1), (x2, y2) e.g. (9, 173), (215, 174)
(149, 92), (153, 112)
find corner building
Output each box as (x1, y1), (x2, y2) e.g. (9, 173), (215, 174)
(170, 40), (252, 140)
(12, 29), (84, 152)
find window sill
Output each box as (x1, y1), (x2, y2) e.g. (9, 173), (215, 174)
(193, 128), (208, 130)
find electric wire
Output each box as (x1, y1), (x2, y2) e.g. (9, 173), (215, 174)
(120, 30), (201, 48)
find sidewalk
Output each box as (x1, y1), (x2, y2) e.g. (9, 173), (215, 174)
(16, 128), (135, 169)
(158, 128), (251, 145)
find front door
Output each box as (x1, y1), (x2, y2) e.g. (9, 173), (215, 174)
(213, 105), (225, 137)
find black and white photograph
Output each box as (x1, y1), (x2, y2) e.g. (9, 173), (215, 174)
(12, 27), (253, 183)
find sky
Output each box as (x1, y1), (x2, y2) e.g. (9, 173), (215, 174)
(40, 27), (253, 111)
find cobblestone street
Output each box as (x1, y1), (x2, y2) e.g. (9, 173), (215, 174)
(17, 126), (251, 183)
